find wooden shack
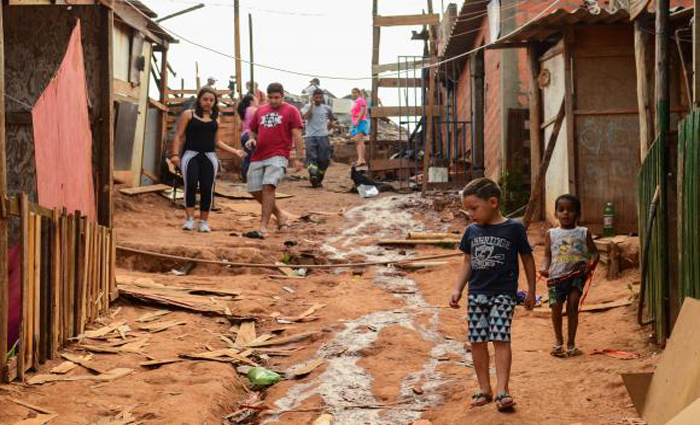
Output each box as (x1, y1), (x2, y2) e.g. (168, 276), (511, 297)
(491, 8), (689, 234)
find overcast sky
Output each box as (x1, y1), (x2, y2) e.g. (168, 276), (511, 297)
(146, 0), (442, 100)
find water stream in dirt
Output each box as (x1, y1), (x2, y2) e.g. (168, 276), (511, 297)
(268, 195), (471, 424)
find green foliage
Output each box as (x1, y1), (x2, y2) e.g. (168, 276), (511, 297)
(501, 156), (530, 216)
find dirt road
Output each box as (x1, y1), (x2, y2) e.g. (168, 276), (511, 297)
(0, 164), (654, 424)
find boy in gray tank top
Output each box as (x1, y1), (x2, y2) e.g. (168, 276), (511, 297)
(540, 194), (599, 358)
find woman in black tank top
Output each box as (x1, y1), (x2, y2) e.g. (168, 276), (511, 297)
(171, 87), (246, 232)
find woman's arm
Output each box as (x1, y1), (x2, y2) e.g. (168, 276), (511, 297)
(171, 110), (192, 166)
(215, 119), (246, 158)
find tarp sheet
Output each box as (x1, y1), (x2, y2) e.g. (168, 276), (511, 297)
(32, 20), (96, 219)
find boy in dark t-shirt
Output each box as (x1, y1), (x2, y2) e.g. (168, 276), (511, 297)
(449, 178), (537, 412)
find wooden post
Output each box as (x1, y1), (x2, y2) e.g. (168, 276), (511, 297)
(423, 0), (437, 193)
(18, 194), (29, 381)
(563, 28), (577, 195)
(694, 0), (699, 105)
(248, 13), (254, 93)
(370, 0), (381, 164)
(657, 0), (670, 140)
(0, 2), (8, 382)
(99, 9), (114, 228)
(32, 214), (40, 370)
(635, 13), (655, 162)
(51, 209), (60, 358)
(195, 62), (201, 90)
(522, 99), (566, 229)
(527, 45), (543, 220)
(471, 50), (485, 178)
(159, 47), (169, 163)
(234, 0), (243, 98)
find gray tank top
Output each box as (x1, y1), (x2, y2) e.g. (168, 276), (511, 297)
(548, 227), (588, 279)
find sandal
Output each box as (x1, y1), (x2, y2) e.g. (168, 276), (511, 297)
(470, 392), (493, 408)
(243, 231), (265, 240)
(566, 347), (583, 357)
(550, 344), (566, 358)
(495, 392), (516, 412)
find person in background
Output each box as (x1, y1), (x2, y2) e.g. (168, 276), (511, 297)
(204, 76), (217, 90)
(247, 81), (267, 105)
(303, 78), (329, 104)
(449, 178), (537, 412)
(245, 83), (304, 238)
(171, 87), (246, 232)
(350, 88), (368, 167)
(237, 93), (259, 182)
(540, 194), (599, 358)
(301, 88), (336, 188)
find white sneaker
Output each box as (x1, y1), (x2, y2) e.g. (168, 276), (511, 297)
(199, 220), (212, 233)
(182, 217), (195, 231)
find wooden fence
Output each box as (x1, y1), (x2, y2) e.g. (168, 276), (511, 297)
(677, 110), (700, 301)
(1, 194), (115, 382)
(637, 134), (669, 342)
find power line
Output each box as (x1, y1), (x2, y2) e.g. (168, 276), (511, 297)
(118, 0), (560, 81)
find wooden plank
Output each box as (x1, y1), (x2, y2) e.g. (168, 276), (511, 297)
(39, 217), (50, 362)
(118, 184), (170, 196)
(74, 213), (84, 336)
(68, 214), (76, 338)
(102, 226), (109, 313)
(574, 109), (639, 116)
(373, 13), (439, 27)
(51, 210), (60, 358)
(370, 106), (438, 118)
(113, 78), (139, 102)
(635, 13), (655, 161)
(81, 220), (91, 327)
(110, 229), (118, 302)
(377, 78), (422, 88)
(372, 58), (432, 74)
(148, 98), (168, 112)
(32, 214), (41, 370)
(60, 212), (68, 347)
(528, 45), (543, 221)
(165, 89), (233, 96)
(0, 1), (6, 376)
(563, 29), (577, 195)
(523, 99), (566, 229)
(99, 9), (115, 228)
(23, 209), (34, 373)
(423, 55), (437, 193)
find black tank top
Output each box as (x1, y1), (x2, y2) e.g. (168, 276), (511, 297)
(183, 112), (218, 153)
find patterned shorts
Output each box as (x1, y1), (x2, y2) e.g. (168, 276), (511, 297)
(548, 274), (586, 307)
(247, 156), (288, 193)
(467, 294), (516, 343)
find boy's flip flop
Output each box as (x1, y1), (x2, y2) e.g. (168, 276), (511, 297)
(550, 344), (566, 358)
(470, 392), (493, 408)
(566, 347), (583, 357)
(495, 392), (516, 412)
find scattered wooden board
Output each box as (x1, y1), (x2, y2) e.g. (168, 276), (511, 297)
(235, 321), (257, 347)
(27, 368), (134, 385)
(84, 322), (126, 339)
(267, 275), (305, 280)
(136, 310), (171, 323)
(275, 262), (297, 277)
(140, 358), (184, 368)
(247, 331), (316, 348)
(396, 262), (449, 270)
(180, 349), (257, 367)
(12, 413), (59, 425)
(61, 353), (107, 375)
(50, 361), (77, 375)
(139, 320), (187, 333)
(286, 358), (325, 379)
(9, 399), (56, 415)
(119, 184), (171, 196)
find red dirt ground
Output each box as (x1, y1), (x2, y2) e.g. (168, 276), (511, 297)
(0, 163), (655, 425)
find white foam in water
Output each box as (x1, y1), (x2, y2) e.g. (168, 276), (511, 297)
(267, 195), (470, 424)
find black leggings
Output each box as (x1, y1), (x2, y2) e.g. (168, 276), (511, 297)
(181, 150), (218, 212)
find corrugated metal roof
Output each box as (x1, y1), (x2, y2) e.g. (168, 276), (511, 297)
(442, 0), (488, 59)
(492, 7), (630, 46)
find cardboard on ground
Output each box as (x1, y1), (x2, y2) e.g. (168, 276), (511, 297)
(622, 297), (700, 425)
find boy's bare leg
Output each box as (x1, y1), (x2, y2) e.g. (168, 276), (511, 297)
(471, 342), (493, 397)
(550, 302), (564, 348)
(493, 341), (512, 396)
(566, 289), (583, 350)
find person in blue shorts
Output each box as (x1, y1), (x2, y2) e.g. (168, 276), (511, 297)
(350, 88), (368, 167)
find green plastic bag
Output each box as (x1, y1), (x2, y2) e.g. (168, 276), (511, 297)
(247, 367), (281, 387)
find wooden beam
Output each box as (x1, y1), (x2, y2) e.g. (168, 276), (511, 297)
(158, 48), (169, 170)
(486, 42), (530, 50)
(522, 99), (566, 229)
(113, 78), (140, 100)
(369, 0), (380, 163)
(471, 51), (485, 178)
(563, 28), (577, 195)
(528, 45), (543, 222)
(373, 58), (432, 74)
(377, 78), (422, 88)
(373, 13), (439, 27)
(112, 1), (163, 45)
(0, 4), (8, 383)
(370, 106), (439, 118)
(99, 9), (114, 228)
(424, 62), (436, 193)
(148, 98), (168, 112)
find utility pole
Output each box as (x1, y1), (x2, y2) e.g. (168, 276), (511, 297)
(234, 0), (243, 98)
(249, 13), (254, 94)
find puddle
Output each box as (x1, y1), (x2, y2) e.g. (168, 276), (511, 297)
(268, 195), (470, 424)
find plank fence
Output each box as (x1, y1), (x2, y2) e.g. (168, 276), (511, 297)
(1, 194), (115, 382)
(677, 110), (700, 301)
(637, 133), (669, 342)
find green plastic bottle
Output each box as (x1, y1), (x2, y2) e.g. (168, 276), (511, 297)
(247, 367), (281, 387)
(603, 202), (615, 237)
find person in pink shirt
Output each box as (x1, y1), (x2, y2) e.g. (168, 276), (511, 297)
(237, 93), (259, 181)
(350, 88), (368, 167)
(245, 83), (304, 237)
